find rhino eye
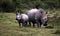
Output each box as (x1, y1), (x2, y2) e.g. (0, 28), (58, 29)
(41, 12), (42, 13)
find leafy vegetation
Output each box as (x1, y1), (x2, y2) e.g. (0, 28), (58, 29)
(0, 0), (60, 12)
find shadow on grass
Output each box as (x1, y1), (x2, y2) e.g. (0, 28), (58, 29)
(52, 30), (60, 35)
(45, 26), (54, 29)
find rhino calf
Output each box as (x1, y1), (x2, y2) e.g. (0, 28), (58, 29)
(16, 12), (29, 27)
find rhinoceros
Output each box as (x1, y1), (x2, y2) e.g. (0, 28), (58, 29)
(27, 8), (48, 28)
(16, 12), (29, 27)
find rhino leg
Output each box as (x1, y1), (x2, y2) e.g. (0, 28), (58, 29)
(24, 21), (28, 27)
(36, 21), (40, 28)
(32, 22), (35, 28)
(18, 20), (21, 27)
(22, 21), (26, 27)
(39, 21), (42, 28)
(25, 22), (27, 26)
(29, 21), (31, 27)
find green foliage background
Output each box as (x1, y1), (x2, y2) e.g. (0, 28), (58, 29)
(0, 0), (60, 36)
(0, 0), (60, 12)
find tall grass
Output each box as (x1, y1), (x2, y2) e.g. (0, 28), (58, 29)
(0, 10), (60, 36)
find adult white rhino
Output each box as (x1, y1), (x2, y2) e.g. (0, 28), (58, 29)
(27, 8), (48, 28)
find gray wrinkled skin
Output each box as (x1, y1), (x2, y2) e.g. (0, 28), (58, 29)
(27, 8), (40, 27)
(27, 8), (47, 28)
(41, 12), (48, 26)
(35, 8), (48, 26)
(16, 12), (29, 27)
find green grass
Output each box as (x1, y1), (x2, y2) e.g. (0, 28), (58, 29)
(0, 10), (60, 36)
